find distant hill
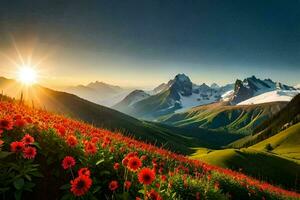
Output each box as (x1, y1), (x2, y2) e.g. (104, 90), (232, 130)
(113, 90), (150, 112)
(158, 101), (286, 134)
(65, 81), (132, 107)
(229, 94), (300, 148)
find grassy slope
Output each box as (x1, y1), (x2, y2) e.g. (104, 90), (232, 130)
(251, 123), (300, 161)
(0, 77), (226, 154)
(229, 94), (300, 148)
(118, 89), (175, 119)
(190, 148), (300, 191)
(159, 102), (286, 134)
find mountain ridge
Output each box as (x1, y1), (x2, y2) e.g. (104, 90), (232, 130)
(113, 73), (234, 119)
(65, 80), (132, 107)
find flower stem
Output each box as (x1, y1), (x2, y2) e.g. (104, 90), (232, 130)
(144, 185), (147, 200)
(70, 167), (75, 179)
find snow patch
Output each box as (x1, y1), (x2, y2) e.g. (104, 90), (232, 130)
(221, 90), (234, 101)
(237, 90), (299, 105)
(175, 93), (219, 113)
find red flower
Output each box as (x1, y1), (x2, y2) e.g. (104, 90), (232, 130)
(78, 168), (91, 177)
(25, 117), (33, 123)
(124, 181), (131, 190)
(140, 155), (147, 161)
(128, 156), (142, 172)
(122, 157), (129, 167)
(161, 175), (167, 182)
(84, 142), (97, 155)
(0, 119), (13, 130)
(22, 134), (35, 145)
(10, 141), (24, 152)
(91, 137), (99, 144)
(23, 146), (37, 159)
(14, 119), (26, 127)
(147, 189), (162, 200)
(113, 163), (120, 170)
(70, 175), (92, 196)
(57, 126), (66, 136)
(138, 168), (155, 185)
(109, 146), (115, 153)
(109, 180), (119, 191)
(62, 156), (76, 169)
(67, 135), (78, 147)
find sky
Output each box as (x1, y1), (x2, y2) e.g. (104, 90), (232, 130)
(0, 0), (299, 89)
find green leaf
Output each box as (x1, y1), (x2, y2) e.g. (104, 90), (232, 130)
(13, 178), (24, 190)
(32, 142), (41, 149)
(172, 192), (177, 198)
(60, 184), (70, 190)
(25, 174), (32, 181)
(138, 189), (144, 194)
(0, 151), (13, 159)
(99, 170), (110, 176)
(92, 185), (101, 194)
(96, 159), (104, 165)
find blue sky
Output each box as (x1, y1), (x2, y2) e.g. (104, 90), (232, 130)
(0, 0), (299, 88)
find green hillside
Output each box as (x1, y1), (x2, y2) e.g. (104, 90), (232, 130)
(229, 94), (300, 148)
(190, 148), (300, 191)
(115, 89), (179, 119)
(0, 77), (235, 154)
(251, 122), (300, 161)
(159, 102), (286, 134)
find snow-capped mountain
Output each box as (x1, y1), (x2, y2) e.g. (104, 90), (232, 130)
(65, 81), (133, 107)
(230, 76), (296, 105)
(113, 73), (233, 119)
(237, 90), (300, 105)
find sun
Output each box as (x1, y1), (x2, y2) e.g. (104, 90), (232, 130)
(18, 66), (37, 85)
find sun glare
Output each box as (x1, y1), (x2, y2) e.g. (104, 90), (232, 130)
(18, 66), (37, 85)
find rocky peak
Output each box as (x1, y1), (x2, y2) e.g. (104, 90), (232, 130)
(169, 74), (193, 97)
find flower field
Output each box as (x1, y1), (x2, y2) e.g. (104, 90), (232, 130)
(0, 99), (299, 200)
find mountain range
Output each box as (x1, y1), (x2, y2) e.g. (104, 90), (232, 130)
(113, 74), (298, 120)
(113, 74), (234, 119)
(65, 81), (133, 107)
